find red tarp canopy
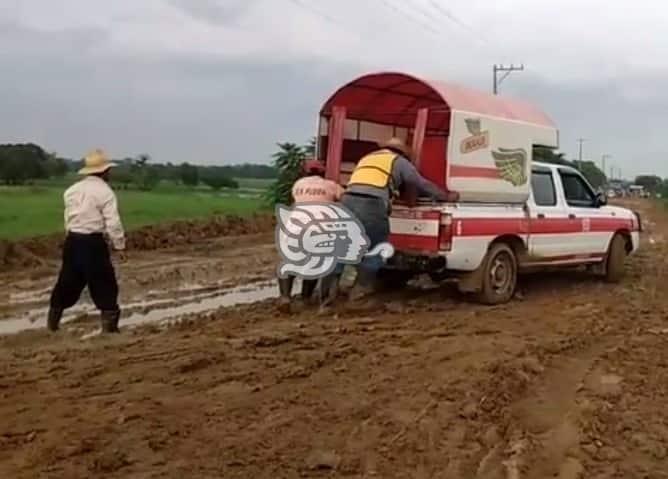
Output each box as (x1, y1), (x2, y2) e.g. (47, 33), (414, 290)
(320, 72), (555, 131)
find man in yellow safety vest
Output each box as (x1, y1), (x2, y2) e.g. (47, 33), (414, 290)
(340, 137), (447, 299)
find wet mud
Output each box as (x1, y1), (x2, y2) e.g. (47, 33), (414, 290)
(1, 199), (667, 478)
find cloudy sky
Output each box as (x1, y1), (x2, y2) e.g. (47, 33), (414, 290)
(1, 0), (666, 177)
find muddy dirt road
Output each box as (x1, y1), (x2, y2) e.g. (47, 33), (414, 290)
(1, 200), (667, 478)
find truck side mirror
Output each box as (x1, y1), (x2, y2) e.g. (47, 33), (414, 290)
(595, 192), (607, 207)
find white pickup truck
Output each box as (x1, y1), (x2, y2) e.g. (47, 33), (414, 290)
(316, 71), (641, 303)
(386, 161), (641, 304)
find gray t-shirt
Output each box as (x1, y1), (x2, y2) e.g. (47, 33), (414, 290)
(347, 154), (447, 202)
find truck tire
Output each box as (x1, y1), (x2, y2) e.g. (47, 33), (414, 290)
(475, 243), (518, 305)
(604, 234), (627, 283)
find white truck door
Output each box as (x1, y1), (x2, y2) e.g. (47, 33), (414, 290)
(556, 168), (610, 256)
(527, 166), (570, 259)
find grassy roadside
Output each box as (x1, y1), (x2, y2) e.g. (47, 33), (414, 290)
(0, 181), (271, 240)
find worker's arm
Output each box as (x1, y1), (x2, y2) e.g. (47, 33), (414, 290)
(100, 188), (126, 251)
(393, 157), (448, 201)
(334, 182), (345, 201)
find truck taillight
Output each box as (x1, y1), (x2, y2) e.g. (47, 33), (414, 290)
(439, 214), (453, 251)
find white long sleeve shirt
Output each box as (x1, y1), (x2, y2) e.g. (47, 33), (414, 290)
(63, 176), (126, 250)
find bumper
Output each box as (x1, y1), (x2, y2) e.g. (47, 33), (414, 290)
(385, 251), (447, 273)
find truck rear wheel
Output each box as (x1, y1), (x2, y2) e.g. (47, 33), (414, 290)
(604, 234), (627, 283)
(475, 243), (518, 305)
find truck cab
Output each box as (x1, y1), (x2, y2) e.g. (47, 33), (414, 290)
(527, 162), (639, 264)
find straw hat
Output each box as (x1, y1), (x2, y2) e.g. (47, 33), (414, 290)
(379, 137), (413, 160)
(78, 149), (114, 175)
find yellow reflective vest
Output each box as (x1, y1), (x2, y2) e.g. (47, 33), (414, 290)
(347, 149), (397, 189)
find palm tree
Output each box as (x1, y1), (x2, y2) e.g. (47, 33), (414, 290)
(265, 142), (307, 206)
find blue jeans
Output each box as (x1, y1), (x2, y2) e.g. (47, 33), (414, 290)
(340, 193), (390, 285)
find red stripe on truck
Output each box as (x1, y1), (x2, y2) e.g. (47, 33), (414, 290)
(456, 217), (633, 236)
(449, 165), (501, 179)
(389, 216), (635, 253)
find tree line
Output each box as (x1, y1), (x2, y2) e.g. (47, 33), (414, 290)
(3, 142), (666, 198)
(0, 144), (69, 185)
(109, 156), (275, 191)
(533, 146), (668, 195)
(0, 143), (277, 190)
(533, 146), (609, 188)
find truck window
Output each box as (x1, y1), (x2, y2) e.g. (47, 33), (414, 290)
(531, 171), (556, 206)
(559, 171), (595, 207)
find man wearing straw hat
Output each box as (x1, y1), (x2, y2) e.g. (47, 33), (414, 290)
(47, 149), (126, 333)
(339, 137), (447, 300)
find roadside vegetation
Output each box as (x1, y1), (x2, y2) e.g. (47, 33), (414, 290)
(0, 143), (275, 240)
(2, 141), (666, 240)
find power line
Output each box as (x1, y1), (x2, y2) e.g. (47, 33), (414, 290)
(376, 0), (491, 54)
(396, 0), (451, 32)
(286, 0), (357, 35)
(377, 0), (442, 36)
(426, 0), (488, 43)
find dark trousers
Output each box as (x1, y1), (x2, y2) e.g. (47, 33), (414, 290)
(278, 276), (317, 300)
(339, 193), (390, 284)
(49, 232), (120, 312)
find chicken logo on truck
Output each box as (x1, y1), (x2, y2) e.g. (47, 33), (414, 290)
(461, 117), (528, 187)
(460, 118), (489, 154)
(492, 148), (529, 187)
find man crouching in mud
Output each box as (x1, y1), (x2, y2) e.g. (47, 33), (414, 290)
(47, 149), (126, 333)
(277, 159), (344, 313)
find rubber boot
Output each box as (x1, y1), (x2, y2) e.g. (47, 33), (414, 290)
(349, 268), (377, 303)
(318, 273), (340, 315)
(301, 279), (318, 307)
(47, 307), (63, 332)
(339, 265), (358, 293)
(101, 310), (121, 333)
(277, 276), (294, 314)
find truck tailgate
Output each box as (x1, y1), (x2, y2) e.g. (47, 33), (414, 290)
(389, 209), (442, 252)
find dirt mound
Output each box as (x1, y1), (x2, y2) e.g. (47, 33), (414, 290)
(0, 213), (275, 272)
(126, 214), (275, 251)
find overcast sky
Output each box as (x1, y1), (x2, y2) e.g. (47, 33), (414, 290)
(1, 0), (666, 178)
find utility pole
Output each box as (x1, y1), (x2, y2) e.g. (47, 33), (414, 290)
(601, 154), (611, 181)
(493, 64), (524, 95)
(576, 138), (587, 170)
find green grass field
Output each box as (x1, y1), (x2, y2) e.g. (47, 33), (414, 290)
(0, 180), (271, 240)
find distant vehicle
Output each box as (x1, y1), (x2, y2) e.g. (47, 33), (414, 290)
(318, 71), (642, 305)
(607, 189), (616, 198)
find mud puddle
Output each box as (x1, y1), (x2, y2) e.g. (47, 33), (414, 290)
(121, 281), (280, 327)
(8, 286), (52, 304)
(0, 279), (284, 335)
